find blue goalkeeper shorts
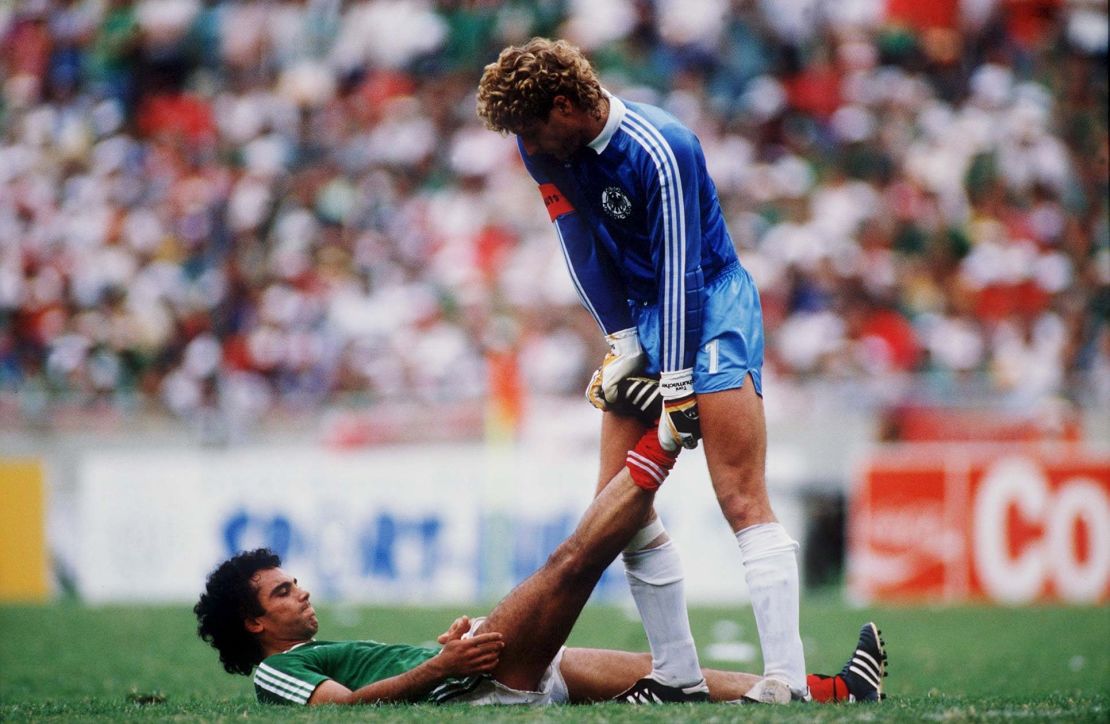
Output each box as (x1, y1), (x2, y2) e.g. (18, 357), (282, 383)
(632, 263), (765, 396)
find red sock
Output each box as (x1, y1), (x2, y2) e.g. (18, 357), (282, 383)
(625, 428), (679, 491)
(807, 673), (849, 703)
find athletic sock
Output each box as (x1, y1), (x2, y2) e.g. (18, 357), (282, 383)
(623, 528), (703, 688)
(807, 674), (850, 703)
(625, 428), (678, 491)
(735, 522), (807, 694)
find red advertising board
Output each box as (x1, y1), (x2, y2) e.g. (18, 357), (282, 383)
(849, 444), (1110, 604)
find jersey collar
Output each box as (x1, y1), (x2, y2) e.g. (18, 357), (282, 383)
(587, 90), (625, 155)
(282, 640), (314, 654)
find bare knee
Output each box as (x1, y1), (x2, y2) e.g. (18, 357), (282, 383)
(715, 488), (775, 531)
(708, 454), (774, 529)
(545, 538), (594, 583)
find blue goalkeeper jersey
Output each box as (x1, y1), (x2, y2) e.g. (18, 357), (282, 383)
(518, 94), (741, 373)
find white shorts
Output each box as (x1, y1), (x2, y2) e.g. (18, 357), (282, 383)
(448, 617), (571, 706)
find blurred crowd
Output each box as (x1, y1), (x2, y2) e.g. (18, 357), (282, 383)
(1, 0), (1107, 433)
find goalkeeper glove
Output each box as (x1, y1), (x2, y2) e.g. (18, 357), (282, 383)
(585, 328), (646, 411)
(658, 368), (701, 451)
(608, 376), (663, 427)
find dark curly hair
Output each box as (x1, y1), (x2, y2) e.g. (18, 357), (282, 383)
(194, 548), (281, 676)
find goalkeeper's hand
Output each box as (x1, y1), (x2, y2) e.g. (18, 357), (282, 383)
(585, 328), (646, 411)
(607, 376), (662, 427)
(658, 368), (701, 451)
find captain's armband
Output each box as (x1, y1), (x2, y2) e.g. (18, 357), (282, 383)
(539, 183), (574, 221)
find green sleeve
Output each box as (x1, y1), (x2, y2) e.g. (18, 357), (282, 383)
(253, 651), (330, 705)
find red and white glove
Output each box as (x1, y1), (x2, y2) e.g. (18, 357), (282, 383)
(585, 328), (646, 411)
(658, 368), (701, 452)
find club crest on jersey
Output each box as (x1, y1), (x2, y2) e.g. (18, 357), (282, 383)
(601, 186), (632, 220)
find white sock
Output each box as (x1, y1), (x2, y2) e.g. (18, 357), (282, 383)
(623, 529), (703, 688)
(735, 522), (807, 693)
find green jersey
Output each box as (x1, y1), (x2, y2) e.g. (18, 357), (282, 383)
(254, 640), (440, 705)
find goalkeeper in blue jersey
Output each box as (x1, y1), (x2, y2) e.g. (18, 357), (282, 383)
(477, 37), (808, 703)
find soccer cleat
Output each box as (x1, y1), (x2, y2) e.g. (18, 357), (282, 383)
(839, 622), (888, 702)
(613, 676), (710, 704)
(737, 676), (808, 704)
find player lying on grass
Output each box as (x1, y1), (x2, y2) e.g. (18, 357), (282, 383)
(195, 385), (887, 706)
(195, 552), (885, 706)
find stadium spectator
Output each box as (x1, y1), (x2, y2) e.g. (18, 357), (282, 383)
(0, 0), (1104, 435)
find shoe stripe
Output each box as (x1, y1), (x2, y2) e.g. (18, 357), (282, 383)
(855, 648), (882, 672)
(617, 676), (708, 704)
(851, 655), (882, 682)
(849, 663), (882, 690)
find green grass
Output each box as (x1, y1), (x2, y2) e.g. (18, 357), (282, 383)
(1, 596), (1107, 722)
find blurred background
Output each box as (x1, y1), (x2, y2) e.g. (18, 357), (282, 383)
(0, 0), (1106, 609)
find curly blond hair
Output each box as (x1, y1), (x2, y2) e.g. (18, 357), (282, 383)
(477, 37), (604, 135)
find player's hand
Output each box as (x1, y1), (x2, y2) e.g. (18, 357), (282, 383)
(608, 376), (662, 427)
(585, 328), (645, 411)
(437, 615), (473, 644)
(658, 369), (701, 451)
(433, 632), (504, 677)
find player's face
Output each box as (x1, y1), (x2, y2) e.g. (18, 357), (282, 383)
(249, 567), (319, 640)
(517, 97), (591, 160)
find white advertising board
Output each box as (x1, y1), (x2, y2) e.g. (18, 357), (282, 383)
(74, 443), (803, 604)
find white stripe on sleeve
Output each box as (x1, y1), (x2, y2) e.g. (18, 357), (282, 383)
(254, 663), (316, 704)
(621, 111), (687, 371)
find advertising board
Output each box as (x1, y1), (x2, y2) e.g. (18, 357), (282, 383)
(849, 444), (1110, 604)
(0, 458), (48, 601)
(73, 443), (783, 603)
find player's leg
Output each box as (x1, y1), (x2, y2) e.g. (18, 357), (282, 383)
(694, 267), (806, 699)
(479, 430), (678, 692)
(560, 621), (888, 705)
(597, 408), (645, 490)
(597, 411), (705, 696)
(559, 648), (762, 702)
(698, 379), (774, 526)
(557, 648), (652, 702)
(699, 379), (807, 698)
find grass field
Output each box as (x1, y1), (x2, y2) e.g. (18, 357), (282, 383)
(2, 594), (1107, 722)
